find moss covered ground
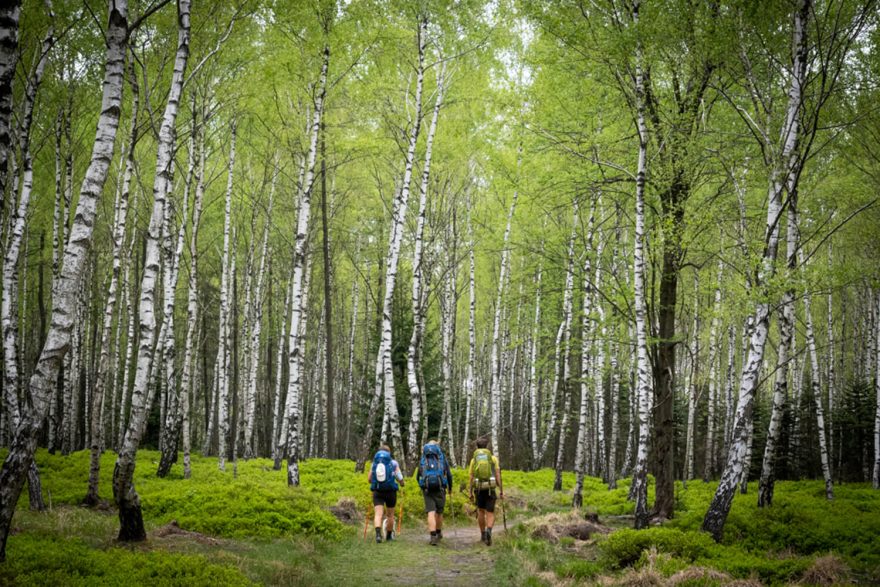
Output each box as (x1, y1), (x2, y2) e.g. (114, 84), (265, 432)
(1, 449), (878, 585)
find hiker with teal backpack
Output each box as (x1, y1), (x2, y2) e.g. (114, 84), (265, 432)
(368, 444), (404, 543)
(468, 437), (503, 546)
(415, 440), (453, 546)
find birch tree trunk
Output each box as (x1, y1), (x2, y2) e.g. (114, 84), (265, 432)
(702, 0), (810, 542)
(217, 123), (237, 471)
(703, 261), (723, 481)
(272, 276), (292, 468)
(406, 66), (444, 467)
(874, 290), (880, 489)
(529, 244), (544, 468)
(685, 276), (700, 482)
(462, 193), (477, 464)
(631, 0), (653, 529)
(800, 246), (834, 500)
(113, 0), (190, 541)
(757, 196), (798, 507)
(0, 0), (128, 561)
(179, 123), (205, 480)
(573, 200), (595, 507)
(284, 44), (330, 486)
(357, 20), (425, 472)
(0, 0), (20, 204)
(84, 73), (138, 503)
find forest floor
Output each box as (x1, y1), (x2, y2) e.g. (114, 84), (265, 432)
(2, 450), (879, 586)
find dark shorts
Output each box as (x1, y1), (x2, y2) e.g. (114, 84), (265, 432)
(422, 487), (446, 514)
(372, 489), (397, 508)
(475, 489), (496, 512)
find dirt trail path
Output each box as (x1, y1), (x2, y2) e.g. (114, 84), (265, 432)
(316, 521), (507, 586)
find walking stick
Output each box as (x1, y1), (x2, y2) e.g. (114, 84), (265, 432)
(397, 487), (403, 535)
(363, 503), (371, 541)
(500, 493), (508, 532)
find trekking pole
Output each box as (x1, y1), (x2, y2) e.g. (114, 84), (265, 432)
(363, 504), (371, 541)
(500, 493), (508, 532)
(397, 487), (403, 535)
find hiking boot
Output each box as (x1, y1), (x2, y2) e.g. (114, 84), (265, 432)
(485, 528), (492, 546)
(436, 529), (443, 540)
(386, 531), (395, 542)
(375, 534), (382, 543)
(480, 530), (487, 544)
(429, 533), (438, 546)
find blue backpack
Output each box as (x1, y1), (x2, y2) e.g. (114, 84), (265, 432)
(419, 443), (447, 491)
(371, 450), (397, 491)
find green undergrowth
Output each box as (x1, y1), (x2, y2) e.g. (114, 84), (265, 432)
(496, 478), (880, 586)
(4, 450), (879, 585)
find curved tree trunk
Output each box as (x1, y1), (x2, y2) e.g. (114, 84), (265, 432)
(0, 0), (128, 561)
(113, 0), (190, 541)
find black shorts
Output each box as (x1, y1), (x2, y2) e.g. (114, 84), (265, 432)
(475, 489), (496, 512)
(372, 489), (397, 508)
(422, 487), (446, 514)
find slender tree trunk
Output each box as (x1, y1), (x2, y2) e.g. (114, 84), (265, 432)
(0, 0), (128, 561)
(702, 0), (810, 542)
(685, 277), (700, 482)
(84, 76), (137, 503)
(272, 276), (292, 468)
(529, 243), (545, 468)
(630, 0), (653, 530)
(406, 66), (444, 467)
(217, 123), (237, 471)
(703, 261), (723, 481)
(873, 290), (880, 489)
(285, 44), (330, 486)
(758, 196), (798, 507)
(113, 0), (190, 541)
(357, 20), (425, 472)
(462, 193), (477, 464)
(573, 201), (596, 506)
(800, 247), (834, 500)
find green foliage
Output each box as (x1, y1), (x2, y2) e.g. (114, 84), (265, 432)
(599, 528), (716, 569)
(0, 535), (252, 586)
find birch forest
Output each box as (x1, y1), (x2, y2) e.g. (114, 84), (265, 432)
(2, 0), (880, 584)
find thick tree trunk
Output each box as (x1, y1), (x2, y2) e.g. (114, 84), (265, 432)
(0, 0), (128, 561)
(113, 0), (190, 541)
(285, 44), (330, 486)
(0, 0), (20, 204)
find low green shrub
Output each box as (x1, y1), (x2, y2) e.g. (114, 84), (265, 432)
(0, 534), (252, 586)
(599, 527), (716, 569)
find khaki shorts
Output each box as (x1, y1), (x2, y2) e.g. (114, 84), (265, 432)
(422, 487), (446, 514)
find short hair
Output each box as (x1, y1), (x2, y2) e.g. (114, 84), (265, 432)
(476, 437), (489, 449)
(379, 444), (391, 452)
(427, 439), (439, 446)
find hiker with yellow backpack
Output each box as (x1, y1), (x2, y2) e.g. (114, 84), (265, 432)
(468, 437), (503, 546)
(368, 444), (404, 543)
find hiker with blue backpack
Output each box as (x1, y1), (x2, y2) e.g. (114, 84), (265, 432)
(468, 436), (503, 546)
(415, 440), (453, 546)
(368, 444), (404, 543)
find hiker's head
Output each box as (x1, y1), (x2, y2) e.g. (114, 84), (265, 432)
(476, 437), (489, 449)
(427, 439), (439, 447)
(380, 444), (391, 452)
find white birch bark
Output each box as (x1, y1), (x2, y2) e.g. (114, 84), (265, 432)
(573, 200), (595, 506)
(217, 122), (237, 471)
(529, 244), (545, 467)
(703, 261), (723, 481)
(113, 0), (190, 541)
(272, 275), (292, 468)
(0, 0), (21, 203)
(462, 193), (477, 464)
(702, 0), (810, 541)
(489, 184), (518, 459)
(0, 0), (128, 560)
(344, 253), (359, 457)
(285, 44), (330, 486)
(593, 220), (607, 481)
(631, 0), (653, 529)
(406, 65), (444, 467)
(873, 290), (880, 489)
(800, 246), (834, 500)
(758, 198), (798, 507)
(179, 128), (205, 480)
(357, 21), (426, 471)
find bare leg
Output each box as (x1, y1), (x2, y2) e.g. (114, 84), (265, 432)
(427, 511), (437, 532)
(374, 505), (384, 529)
(477, 510), (486, 533)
